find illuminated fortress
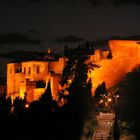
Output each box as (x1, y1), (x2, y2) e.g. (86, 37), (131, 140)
(7, 40), (140, 102)
(90, 40), (140, 93)
(7, 51), (66, 102)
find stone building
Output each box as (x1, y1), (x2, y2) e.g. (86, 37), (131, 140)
(7, 47), (110, 102)
(7, 50), (66, 102)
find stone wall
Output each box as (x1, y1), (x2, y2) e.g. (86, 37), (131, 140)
(22, 61), (49, 82)
(7, 63), (22, 96)
(91, 40), (140, 95)
(49, 57), (66, 74)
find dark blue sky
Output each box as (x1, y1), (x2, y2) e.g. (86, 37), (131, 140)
(1, 0), (140, 75)
(0, 0), (140, 45)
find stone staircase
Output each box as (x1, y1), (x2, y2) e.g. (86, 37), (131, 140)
(93, 112), (115, 140)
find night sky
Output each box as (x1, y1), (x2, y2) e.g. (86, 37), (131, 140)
(0, 0), (140, 74)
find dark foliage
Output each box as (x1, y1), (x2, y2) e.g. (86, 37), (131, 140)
(0, 45), (98, 140)
(0, 82), (83, 140)
(59, 45), (96, 139)
(0, 93), (12, 115)
(116, 66), (140, 139)
(63, 41), (95, 57)
(113, 115), (120, 140)
(38, 80), (54, 112)
(94, 82), (107, 102)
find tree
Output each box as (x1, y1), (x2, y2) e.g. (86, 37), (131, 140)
(13, 96), (26, 115)
(58, 45), (98, 139)
(94, 82), (107, 101)
(0, 93), (12, 115)
(113, 115), (120, 140)
(39, 80), (53, 112)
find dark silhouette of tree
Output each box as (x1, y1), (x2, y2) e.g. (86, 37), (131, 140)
(116, 66), (140, 139)
(117, 66), (140, 120)
(40, 80), (52, 102)
(94, 82), (107, 103)
(60, 44), (93, 107)
(113, 115), (120, 140)
(58, 45), (98, 140)
(12, 92), (29, 117)
(0, 92), (15, 140)
(39, 80), (54, 112)
(13, 97), (26, 116)
(0, 89), (12, 115)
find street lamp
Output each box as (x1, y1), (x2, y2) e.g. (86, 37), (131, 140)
(113, 94), (119, 104)
(25, 103), (29, 109)
(112, 94), (120, 114)
(99, 99), (103, 104)
(108, 98), (112, 102)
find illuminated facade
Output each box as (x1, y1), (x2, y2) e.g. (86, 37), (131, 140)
(90, 40), (140, 94)
(7, 57), (66, 102)
(7, 40), (140, 101)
